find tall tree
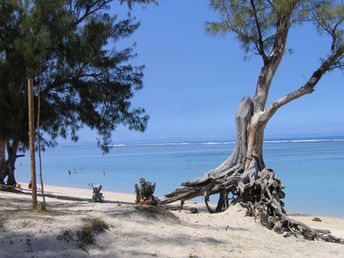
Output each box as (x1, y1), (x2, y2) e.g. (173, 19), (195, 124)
(163, 0), (344, 243)
(0, 0), (154, 186)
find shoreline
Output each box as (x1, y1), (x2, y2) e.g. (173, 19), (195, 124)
(14, 139), (344, 219)
(19, 182), (344, 219)
(1, 183), (344, 257)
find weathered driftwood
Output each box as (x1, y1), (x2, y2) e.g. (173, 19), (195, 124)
(135, 178), (158, 206)
(161, 97), (344, 244)
(161, 97), (253, 210)
(89, 183), (104, 203)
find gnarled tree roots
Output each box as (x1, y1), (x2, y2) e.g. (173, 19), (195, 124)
(161, 97), (343, 243)
(237, 168), (343, 243)
(162, 162), (344, 244)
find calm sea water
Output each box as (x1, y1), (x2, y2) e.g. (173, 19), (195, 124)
(15, 138), (344, 217)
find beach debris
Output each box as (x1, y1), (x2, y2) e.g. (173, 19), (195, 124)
(312, 217), (322, 222)
(179, 200), (185, 211)
(135, 178), (159, 206)
(282, 232), (291, 238)
(190, 207), (199, 214)
(89, 183), (104, 203)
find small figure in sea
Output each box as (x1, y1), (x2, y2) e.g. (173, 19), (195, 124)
(102, 171), (106, 176)
(68, 168), (77, 175)
(89, 183), (104, 203)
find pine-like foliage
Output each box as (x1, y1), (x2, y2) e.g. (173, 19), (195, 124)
(207, 0), (344, 64)
(0, 0), (152, 152)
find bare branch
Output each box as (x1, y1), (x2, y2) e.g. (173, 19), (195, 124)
(312, 11), (338, 52)
(331, 17), (344, 51)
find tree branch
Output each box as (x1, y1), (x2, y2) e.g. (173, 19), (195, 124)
(263, 45), (344, 120)
(74, 0), (113, 26)
(250, 0), (267, 64)
(310, 1), (344, 52)
(253, 9), (294, 111)
(330, 16), (344, 51)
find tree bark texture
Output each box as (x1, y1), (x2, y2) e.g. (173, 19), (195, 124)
(135, 178), (159, 206)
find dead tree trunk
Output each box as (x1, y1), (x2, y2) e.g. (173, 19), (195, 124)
(161, 97), (344, 244)
(162, 96), (257, 211)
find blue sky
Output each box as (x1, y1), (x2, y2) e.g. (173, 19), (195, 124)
(77, 0), (344, 143)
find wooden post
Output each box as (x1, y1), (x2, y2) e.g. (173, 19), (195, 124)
(28, 78), (37, 209)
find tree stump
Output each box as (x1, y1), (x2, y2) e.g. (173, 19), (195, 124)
(135, 178), (158, 206)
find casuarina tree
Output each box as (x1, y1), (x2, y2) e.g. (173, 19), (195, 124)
(162, 0), (344, 243)
(0, 0), (155, 186)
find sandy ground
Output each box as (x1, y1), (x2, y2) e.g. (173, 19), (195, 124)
(0, 184), (344, 258)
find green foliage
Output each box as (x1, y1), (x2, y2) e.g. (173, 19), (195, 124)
(207, 0), (344, 61)
(310, 0), (344, 51)
(0, 0), (151, 153)
(207, 0), (294, 55)
(120, 0), (158, 9)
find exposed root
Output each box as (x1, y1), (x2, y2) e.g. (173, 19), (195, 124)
(237, 168), (344, 244)
(161, 95), (343, 244)
(162, 164), (344, 244)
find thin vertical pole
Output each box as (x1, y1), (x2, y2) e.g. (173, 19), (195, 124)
(28, 78), (37, 209)
(37, 74), (46, 208)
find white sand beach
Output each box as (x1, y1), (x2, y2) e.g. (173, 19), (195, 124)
(0, 184), (344, 258)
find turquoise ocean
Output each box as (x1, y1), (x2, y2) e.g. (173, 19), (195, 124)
(15, 137), (344, 218)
